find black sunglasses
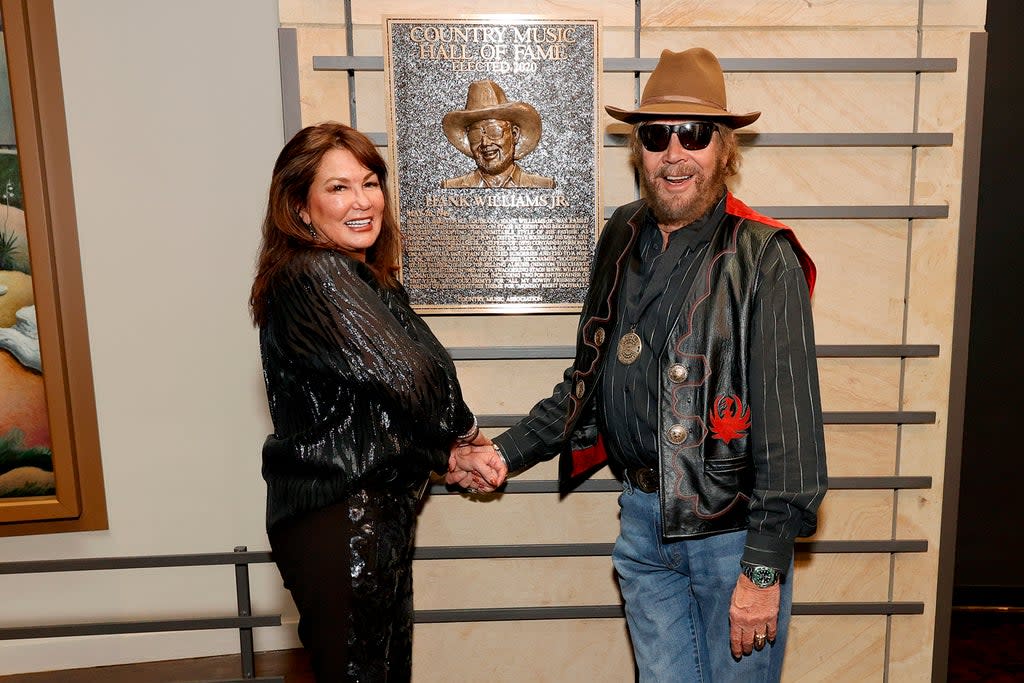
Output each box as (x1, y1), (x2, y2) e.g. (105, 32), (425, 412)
(637, 121), (717, 152)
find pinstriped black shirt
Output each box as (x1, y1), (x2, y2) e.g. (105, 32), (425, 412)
(599, 197), (724, 468)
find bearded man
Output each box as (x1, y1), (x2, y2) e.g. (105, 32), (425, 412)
(449, 47), (828, 682)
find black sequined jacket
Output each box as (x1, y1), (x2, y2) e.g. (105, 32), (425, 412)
(258, 248), (474, 530)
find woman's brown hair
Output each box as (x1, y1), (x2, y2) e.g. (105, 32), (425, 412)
(249, 122), (401, 326)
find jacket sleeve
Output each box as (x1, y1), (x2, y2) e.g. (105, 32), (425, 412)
(492, 365), (578, 472)
(265, 251), (474, 444)
(742, 235), (829, 574)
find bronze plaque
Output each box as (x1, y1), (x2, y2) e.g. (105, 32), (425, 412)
(384, 17), (600, 313)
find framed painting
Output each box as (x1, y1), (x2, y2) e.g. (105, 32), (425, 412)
(0, 0), (105, 535)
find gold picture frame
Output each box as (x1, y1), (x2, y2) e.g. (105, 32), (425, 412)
(0, 0), (106, 535)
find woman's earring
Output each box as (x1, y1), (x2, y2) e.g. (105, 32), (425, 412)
(304, 221), (317, 239)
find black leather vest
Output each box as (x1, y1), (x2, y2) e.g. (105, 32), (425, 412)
(560, 195), (813, 538)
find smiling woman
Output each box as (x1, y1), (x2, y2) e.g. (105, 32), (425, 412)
(296, 147), (384, 256)
(248, 121), (502, 679)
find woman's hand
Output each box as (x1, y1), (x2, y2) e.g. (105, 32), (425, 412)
(447, 434), (507, 493)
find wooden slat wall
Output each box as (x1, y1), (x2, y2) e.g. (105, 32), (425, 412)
(278, 1), (986, 680)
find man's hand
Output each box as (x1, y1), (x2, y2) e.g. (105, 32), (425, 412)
(447, 434), (507, 493)
(728, 573), (780, 659)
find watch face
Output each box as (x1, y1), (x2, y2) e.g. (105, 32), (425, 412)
(751, 566), (778, 588)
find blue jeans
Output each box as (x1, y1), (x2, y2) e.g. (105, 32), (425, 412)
(612, 484), (793, 682)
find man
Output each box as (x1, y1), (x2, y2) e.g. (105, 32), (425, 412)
(449, 47), (827, 682)
(440, 79), (555, 189)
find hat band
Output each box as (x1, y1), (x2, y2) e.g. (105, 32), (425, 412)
(641, 94), (726, 111)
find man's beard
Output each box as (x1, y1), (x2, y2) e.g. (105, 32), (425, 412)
(641, 158), (727, 228)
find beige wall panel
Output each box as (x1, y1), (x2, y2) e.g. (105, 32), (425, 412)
(602, 145), (637, 209)
(922, 0), (987, 26)
(812, 490), (893, 541)
(639, 28), (919, 59)
(603, 25), (636, 57)
(641, 0), (919, 28)
(296, 27), (350, 125)
(823, 425), (898, 477)
(729, 149), (913, 207)
(729, 73), (917, 133)
(414, 556), (619, 608)
(417, 491), (621, 545)
(793, 220), (907, 345)
(279, 0), (346, 24)
(352, 72), (388, 129)
(783, 615), (887, 682)
(817, 358), (901, 412)
(352, 1), (636, 27)
(413, 620), (635, 682)
(278, 0), (346, 23)
(888, 554), (939, 681)
(792, 553), (891, 602)
(601, 71), (635, 125)
(428, 314), (579, 345)
(507, 456), (559, 480)
(453, 359), (570, 411)
(353, 23), (385, 53)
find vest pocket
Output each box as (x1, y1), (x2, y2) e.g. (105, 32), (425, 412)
(703, 453), (749, 474)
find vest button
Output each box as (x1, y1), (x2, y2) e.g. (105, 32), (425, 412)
(593, 327), (606, 346)
(667, 424), (688, 444)
(668, 363), (688, 383)
(575, 380), (585, 399)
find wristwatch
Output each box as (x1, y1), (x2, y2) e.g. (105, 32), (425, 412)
(742, 564), (780, 588)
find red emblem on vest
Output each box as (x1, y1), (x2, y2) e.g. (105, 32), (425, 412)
(709, 394), (751, 444)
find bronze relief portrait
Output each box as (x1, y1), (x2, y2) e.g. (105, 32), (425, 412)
(441, 80), (554, 189)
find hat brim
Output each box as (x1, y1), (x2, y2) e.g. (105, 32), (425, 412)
(605, 102), (760, 129)
(442, 102), (542, 158)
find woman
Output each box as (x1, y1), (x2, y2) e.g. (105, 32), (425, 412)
(250, 122), (502, 681)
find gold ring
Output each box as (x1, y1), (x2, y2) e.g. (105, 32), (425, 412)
(753, 633), (767, 649)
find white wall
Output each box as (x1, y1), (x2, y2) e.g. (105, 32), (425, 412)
(0, 0), (293, 673)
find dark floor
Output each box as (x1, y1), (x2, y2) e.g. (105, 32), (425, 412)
(0, 610), (1020, 682)
(946, 610), (1024, 682)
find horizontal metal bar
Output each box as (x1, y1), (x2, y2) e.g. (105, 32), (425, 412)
(796, 602), (924, 615)
(815, 344), (940, 357)
(603, 205), (949, 220)
(604, 132), (953, 147)
(477, 411), (936, 428)
(370, 131), (953, 149)
(416, 543), (614, 560)
(313, 56), (957, 74)
(0, 616), (280, 641)
(0, 551), (274, 575)
(801, 540), (928, 554)
(829, 476), (932, 489)
(449, 345), (575, 360)
(604, 57), (957, 74)
(826, 411), (936, 424)
(414, 539), (927, 560)
(449, 344), (940, 361)
(312, 55), (383, 71)
(414, 601), (923, 622)
(754, 205), (948, 220)
(431, 475), (929, 497)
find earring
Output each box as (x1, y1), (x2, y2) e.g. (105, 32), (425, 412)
(304, 221), (317, 239)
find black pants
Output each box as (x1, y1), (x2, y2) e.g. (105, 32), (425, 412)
(268, 486), (420, 682)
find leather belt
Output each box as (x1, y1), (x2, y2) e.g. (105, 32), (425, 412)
(625, 466), (659, 493)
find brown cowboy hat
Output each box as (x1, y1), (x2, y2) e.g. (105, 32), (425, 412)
(605, 48), (760, 128)
(442, 80), (543, 159)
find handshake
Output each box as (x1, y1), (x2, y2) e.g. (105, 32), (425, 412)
(447, 431), (508, 493)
